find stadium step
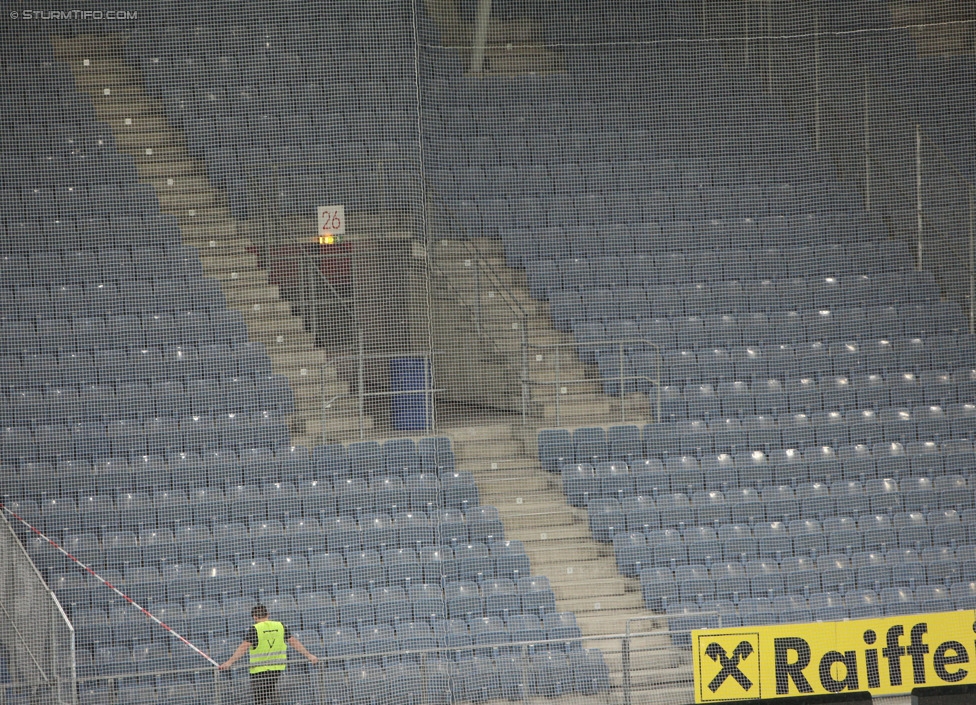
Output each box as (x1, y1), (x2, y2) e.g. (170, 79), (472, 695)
(446, 422), (667, 658)
(432, 231), (652, 425)
(55, 33), (375, 443)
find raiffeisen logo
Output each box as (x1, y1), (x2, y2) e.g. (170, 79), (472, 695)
(692, 610), (976, 701)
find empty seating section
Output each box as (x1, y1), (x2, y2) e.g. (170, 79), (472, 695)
(468, 4), (976, 648)
(0, 26), (609, 702)
(544, 422), (976, 640)
(123, 4), (437, 220)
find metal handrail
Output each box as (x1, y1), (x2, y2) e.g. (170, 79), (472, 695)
(425, 195), (532, 417)
(423, 185), (530, 325)
(521, 338), (664, 425)
(63, 627), (692, 705)
(0, 511), (75, 703)
(321, 346), (448, 440)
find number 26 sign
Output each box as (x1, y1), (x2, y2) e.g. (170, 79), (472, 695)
(317, 205), (346, 237)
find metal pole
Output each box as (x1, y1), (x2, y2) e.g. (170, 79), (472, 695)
(765, 0), (772, 93)
(970, 188), (975, 334)
(319, 354), (329, 445)
(213, 667), (222, 705)
(743, 0), (750, 66)
(554, 346), (561, 426)
(475, 259), (482, 337)
(864, 67), (871, 211)
(656, 350), (662, 423)
(622, 633), (632, 705)
(619, 342), (626, 423)
(520, 324), (529, 426)
(915, 124), (923, 270)
(814, 12), (821, 151)
(426, 353), (434, 432)
(470, 0), (492, 73)
(358, 328), (365, 440)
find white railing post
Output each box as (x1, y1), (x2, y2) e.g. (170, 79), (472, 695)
(915, 124), (923, 270)
(814, 12), (821, 151)
(470, 0), (492, 74)
(864, 67), (871, 211)
(970, 187), (975, 334)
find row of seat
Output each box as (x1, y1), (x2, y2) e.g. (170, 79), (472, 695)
(50, 539), (531, 607)
(82, 648), (610, 705)
(1, 413), (291, 462)
(1, 215), (181, 256)
(1, 251), (204, 290)
(541, 425), (976, 471)
(605, 507), (975, 564)
(568, 457), (974, 503)
(0, 151), (141, 189)
(625, 364), (976, 402)
(4, 438), (456, 486)
(85, 616), (592, 705)
(66, 576), (559, 644)
(8, 466), (479, 517)
(1, 374), (293, 424)
(97, 608), (582, 665)
(592, 335), (974, 377)
(651, 374), (974, 412)
(440, 178), (846, 214)
(424, 116), (828, 164)
(561, 302), (964, 341)
(602, 492), (975, 542)
(0, 309), (250, 354)
(449, 200), (877, 239)
(643, 547), (974, 608)
(534, 264), (929, 305)
(1, 343), (274, 388)
(0, 184), (160, 219)
(26, 504), (503, 558)
(653, 390), (976, 429)
(662, 583), (970, 642)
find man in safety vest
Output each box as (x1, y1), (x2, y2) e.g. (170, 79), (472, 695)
(219, 604), (319, 704)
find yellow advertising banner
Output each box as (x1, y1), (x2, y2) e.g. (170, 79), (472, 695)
(692, 610), (976, 702)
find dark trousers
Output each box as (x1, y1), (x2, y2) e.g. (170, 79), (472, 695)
(250, 669), (283, 705)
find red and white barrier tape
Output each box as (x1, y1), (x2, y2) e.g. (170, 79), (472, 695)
(0, 502), (219, 668)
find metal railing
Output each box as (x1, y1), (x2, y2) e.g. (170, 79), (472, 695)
(71, 629), (695, 705)
(426, 190), (533, 418)
(0, 514), (76, 704)
(320, 344), (447, 441)
(521, 339), (664, 427)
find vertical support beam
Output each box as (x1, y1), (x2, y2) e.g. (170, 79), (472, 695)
(520, 323), (528, 426)
(470, 0), (492, 74)
(970, 188), (975, 334)
(358, 327), (366, 439)
(814, 11), (821, 151)
(915, 124), (923, 270)
(622, 635), (632, 705)
(864, 67), (871, 210)
(765, 0), (772, 93)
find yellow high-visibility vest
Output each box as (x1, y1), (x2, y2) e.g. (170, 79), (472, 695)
(249, 621), (287, 674)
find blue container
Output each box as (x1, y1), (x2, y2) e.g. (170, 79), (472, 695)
(390, 358), (430, 431)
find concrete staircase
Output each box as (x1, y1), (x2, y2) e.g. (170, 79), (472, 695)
(52, 34), (366, 446)
(431, 238), (654, 427)
(446, 422), (694, 701)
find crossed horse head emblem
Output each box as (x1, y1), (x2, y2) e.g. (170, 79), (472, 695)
(705, 641), (755, 692)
